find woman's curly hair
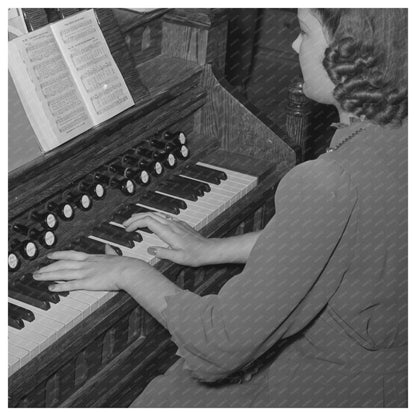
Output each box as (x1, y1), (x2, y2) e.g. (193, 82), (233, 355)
(313, 8), (407, 126)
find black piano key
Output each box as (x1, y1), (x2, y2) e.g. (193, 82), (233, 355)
(157, 181), (199, 202)
(129, 230), (143, 243)
(122, 203), (156, 215)
(92, 223), (135, 249)
(22, 281), (60, 304)
(111, 204), (155, 224)
(109, 209), (154, 234)
(71, 236), (123, 256)
(99, 221), (143, 242)
(165, 176), (207, 197)
(136, 191), (186, 213)
(9, 315), (25, 330)
(111, 212), (132, 225)
(111, 211), (131, 225)
(196, 164), (227, 180)
(34, 265), (70, 297)
(9, 302), (35, 322)
(71, 236), (105, 254)
(181, 164), (227, 184)
(8, 287), (50, 311)
(19, 273), (64, 302)
(13, 280), (60, 304)
(8, 304), (22, 323)
(172, 175), (211, 194)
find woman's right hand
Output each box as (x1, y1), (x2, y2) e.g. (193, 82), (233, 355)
(123, 212), (210, 267)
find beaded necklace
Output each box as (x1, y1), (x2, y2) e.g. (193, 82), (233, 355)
(326, 126), (367, 153)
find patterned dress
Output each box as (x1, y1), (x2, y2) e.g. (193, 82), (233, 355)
(131, 120), (407, 407)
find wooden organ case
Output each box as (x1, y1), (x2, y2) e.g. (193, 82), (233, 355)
(8, 9), (296, 407)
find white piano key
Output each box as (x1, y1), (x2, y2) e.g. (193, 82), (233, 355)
(45, 299), (84, 332)
(68, 291), (103, 315)
(9, 353), (20, 376)
(9, 294), (96, 365)
(67, 290), (114, 309)
(10, 297), (69, 342)
(70, 288), (114, 307)
(174, 212), (201, 227)
(8, 343), (30, 368)
(9, 324), (47, 354)
(9, 327), (40, 361)
(59, 295), (92, 320)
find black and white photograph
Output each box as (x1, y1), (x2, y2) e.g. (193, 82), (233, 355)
(7, 4), (408, 408)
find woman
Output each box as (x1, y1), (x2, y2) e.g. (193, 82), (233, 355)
(35, 8), (408, 407)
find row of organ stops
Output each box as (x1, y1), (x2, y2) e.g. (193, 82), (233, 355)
(8, 131), (189, 273)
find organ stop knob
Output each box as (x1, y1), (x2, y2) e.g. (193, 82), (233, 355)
(47, 201), (75, 221)
(30, 210), (58, 230)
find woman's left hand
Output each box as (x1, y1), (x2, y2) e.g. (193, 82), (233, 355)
(33, 248), (153, 293)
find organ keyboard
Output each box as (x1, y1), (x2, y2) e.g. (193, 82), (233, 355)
(9, 161), (259, 376)
(8, 8), (297, 407)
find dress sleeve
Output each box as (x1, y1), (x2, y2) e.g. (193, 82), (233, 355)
(163, 157), (358, 382)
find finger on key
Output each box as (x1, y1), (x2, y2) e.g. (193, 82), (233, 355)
(124, 217), (176, 243)
(48, 280), (85, 292)
(123, 211), (171, 227)
(47, 250), (90, 261)
(124, 213), (171, 231)
(36, 260), (85, 273)
(33, 269), (86, 281)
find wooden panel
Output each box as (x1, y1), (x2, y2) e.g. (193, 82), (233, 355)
(162, 22), (209, 65)
(196, 65), (296, 168)
(206, 20), (228, 73)
(113, 9), (169, 67)
(164, 9), (228, 29)
(162, 9), (228, 73)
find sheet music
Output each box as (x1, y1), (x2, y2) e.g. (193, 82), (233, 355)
(8, 25), (93, 150)
(51, 9), (134, 125)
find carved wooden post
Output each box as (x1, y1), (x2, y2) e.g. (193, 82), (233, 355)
(286, 80), (311, 162)
(162, 9), (228, 74)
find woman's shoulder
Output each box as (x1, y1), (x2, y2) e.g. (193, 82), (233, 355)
(280, 157), (353, 196)
(322, 119), (407, 176)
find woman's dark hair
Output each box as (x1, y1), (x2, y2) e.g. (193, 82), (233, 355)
(313, 8), (407, 126)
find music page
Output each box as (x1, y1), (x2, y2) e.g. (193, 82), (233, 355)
(50, 9), (134, 125)
(8, 25), (93, 151)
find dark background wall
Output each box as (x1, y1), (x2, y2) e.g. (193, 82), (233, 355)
(224, 9), (338, 161)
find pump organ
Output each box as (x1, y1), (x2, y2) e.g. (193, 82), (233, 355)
(8, 8), (298, 407)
